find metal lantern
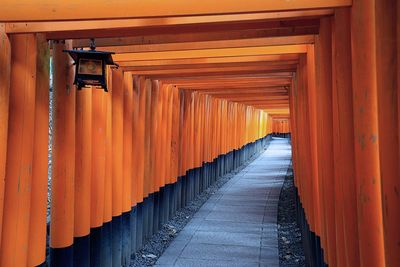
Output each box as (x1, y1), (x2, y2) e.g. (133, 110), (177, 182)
(63, 39), (118, 92)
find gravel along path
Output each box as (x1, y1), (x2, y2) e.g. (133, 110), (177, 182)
(278, 166), (306, 267)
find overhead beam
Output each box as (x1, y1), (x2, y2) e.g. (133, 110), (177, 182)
(0, 0), (351, 22)
(123, 62), (298, 71)
(118, 54), (300, 67)
(113, 45), (307, 62)
(133, 66), (297, 78)
(6, 10), (331, 33)
(172, 81), (292, 89)
(96, 35), (314, 53)
(161, 77), (292, 85)
(197, 87), (289, 94)
(73, 27), (318, 46)
(48, 19), (319, 39)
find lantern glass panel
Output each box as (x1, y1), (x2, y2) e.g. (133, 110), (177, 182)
(78, 58), (103, 75)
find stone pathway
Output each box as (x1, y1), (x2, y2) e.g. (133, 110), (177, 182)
(155, 138), (291, 267)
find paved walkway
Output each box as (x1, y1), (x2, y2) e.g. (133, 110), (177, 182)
(156, 138), (292, 267)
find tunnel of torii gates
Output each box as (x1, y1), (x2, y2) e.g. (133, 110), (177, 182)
(0, 0), (399, 267)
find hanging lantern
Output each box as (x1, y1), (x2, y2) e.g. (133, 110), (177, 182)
(63, 39), (118, 92)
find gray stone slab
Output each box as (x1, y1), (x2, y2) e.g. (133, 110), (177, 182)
(190, 230), (261, 247)
(174, 258), (259, 267)
(180, 243), (260, 261)
(196, 220), (263, 234)
(156, 241), (189, 265)
(206, 210), (265, 223)
(156, 138), (292, 267)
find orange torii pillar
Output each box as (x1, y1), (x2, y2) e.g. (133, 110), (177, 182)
(135, 76), (147, 249)
(374, 0), (400, 266)
(111, 68), (124, 267)
(28, 34), (50, 267)
(351, 1), (399, 266)
(73, 82), (92, 267)
(315, 17), (336, 266)
(351, 1), (385, 266)
(122, 72), (133, 266)
(142, 78), (152, 242)
(130, 76), (141, 254)
(158, 84), (168, 224)
(91, 89), (107, 266)
(0, 25), (10, 255)
(50, 40), (76, 267)
(306, 44), (323, 266)
(332, 8), (360, 267)
(101, 69), (114, 267)
(0, 33), (49, 267)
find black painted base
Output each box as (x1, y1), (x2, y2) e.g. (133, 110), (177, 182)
(48, 135), (273, 266)
(295, 188), (328, 267)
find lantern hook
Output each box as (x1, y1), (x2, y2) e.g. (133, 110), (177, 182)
(90, 38), (96, 51)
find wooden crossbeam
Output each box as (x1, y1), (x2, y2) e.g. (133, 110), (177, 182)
(118, 54), (300, 67)
(113, 45), (307, 62)
(73, 27), (318, 46)
(96, 36), (314, 53)
(0, 0), (351, 22)
(6, 10), (331, 34)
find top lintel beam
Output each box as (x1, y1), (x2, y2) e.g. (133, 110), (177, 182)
(0, 0), (351, 22)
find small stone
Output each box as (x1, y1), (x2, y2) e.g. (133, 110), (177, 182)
(144, 254), (157, 259)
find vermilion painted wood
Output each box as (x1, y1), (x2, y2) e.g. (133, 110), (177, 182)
(75, 87), (92, 233)
(351, 0), (385, 266)
(111, 68), (124, 217)
(122, 72), (133, 212)
(375, 1), (400, 266)
(50, 40), (76, 249)
(0, 26), (10, 252)
(28, 34), (50, 266)
(1, 34), (37, 267)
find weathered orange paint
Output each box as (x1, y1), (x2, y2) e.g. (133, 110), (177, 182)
(0, 34), (37, 267)
(0, 26), (10, 250)
(375, 1), (400, 266)
(123, 72), (133, 212)
(111, 68), (124, 217)
(103, 68), (113, 223)
(27, 34), (50, 267)
(351, 0), (385, 266)
(332, 8), (360, 267)
(75, 87), (92, 235)
(50, 40), (76, 249)
(92, 89), (107, 227)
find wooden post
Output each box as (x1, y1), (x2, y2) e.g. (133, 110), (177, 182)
(123, 72), (133, 213)
(351, 0), (385, 266)
(91, 89), (106, 228)
(104, 67), (113, 224)
(306, 44), (322, 239)
(74, 86), (92, 267)
(0, 24), (10, 250)
(0, 33), (37, 267)
(315, 17), (336, 266)
(332, 8), (360, 267)
(331, 15), (346, 267)
(131, 77), (140, 206)
(122, 72), (133, 265)
(171, 86), (180, 183)
(27, 34), (50, 267)
(50, 40), (76, 267)
(375, 1), (400, 266)
(75, 89), (92, 235)
(111, 68), (124, 267)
